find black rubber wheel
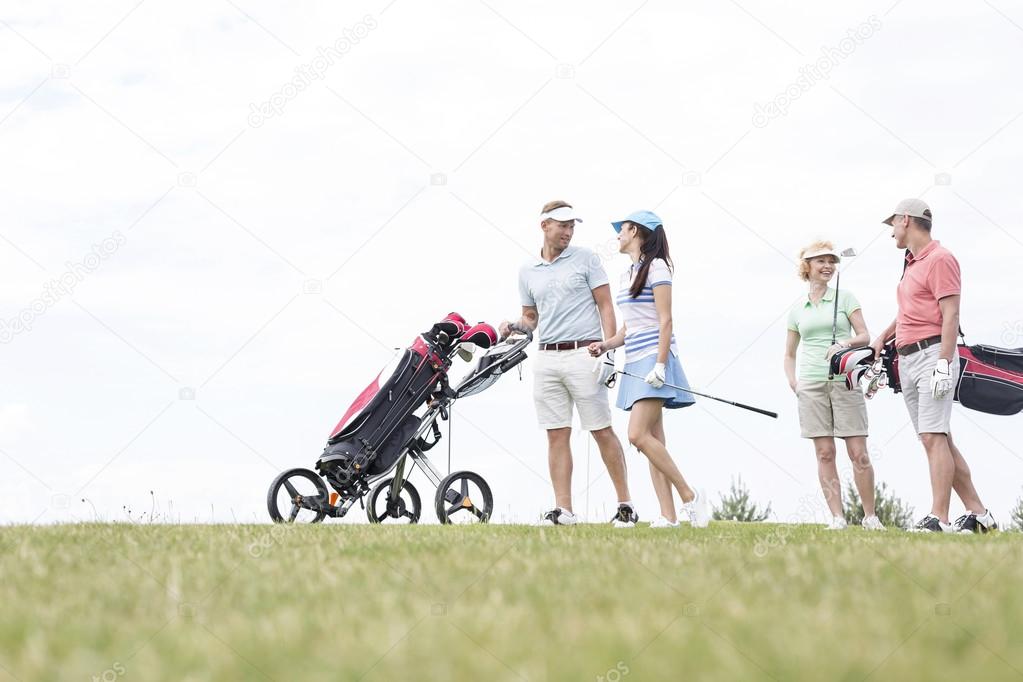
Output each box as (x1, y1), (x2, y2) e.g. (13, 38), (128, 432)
(267, 468), (330, 523)
(435, 471), (493, 524)
(367, 478), (421, 524)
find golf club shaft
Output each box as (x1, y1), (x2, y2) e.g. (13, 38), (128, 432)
(829, 248), (856, 378)
(831, 271), (840, 346)
(608, 365), (778, 419)
(829, 270), (840, 379)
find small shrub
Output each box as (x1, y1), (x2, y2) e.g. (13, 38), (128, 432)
(843, 481), (914, 529)
(712, 476), (771, 522)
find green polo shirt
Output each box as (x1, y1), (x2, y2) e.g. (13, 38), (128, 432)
(787, 288), (861, 382)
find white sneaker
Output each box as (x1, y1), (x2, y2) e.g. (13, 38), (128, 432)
(861, 515), (886, 531)
(825, 516), (848, 530)
(649, 516), (680, 529)
(681, 490), (711, 529)
(539, 508), (577, 526)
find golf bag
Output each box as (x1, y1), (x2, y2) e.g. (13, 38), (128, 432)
(267, 311), (533, 524)
(882, 326), (1023, 415)
(318, 313), (497, 493)
(954, 343), (1023, 416)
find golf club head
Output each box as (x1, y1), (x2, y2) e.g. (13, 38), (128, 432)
(864, 366), (888, 399)
(840, 247), (857, 258)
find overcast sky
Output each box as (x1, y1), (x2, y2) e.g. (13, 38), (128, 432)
(2, 0), (1022, 525)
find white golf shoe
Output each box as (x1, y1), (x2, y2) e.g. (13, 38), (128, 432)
(649, 516), (680, 529)
(825, 516), (848, 530)
(681, 490), (711, 528)
(539, 508), (577, 526)
(861, 515), (886, 531)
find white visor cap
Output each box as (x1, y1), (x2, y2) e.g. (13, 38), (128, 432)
(540, 206), (583, 223)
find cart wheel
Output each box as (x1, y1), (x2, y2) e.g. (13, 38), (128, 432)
(435, 471), (493, 524)
(267, 468), (330, 523)
(367, 478), (421, 524)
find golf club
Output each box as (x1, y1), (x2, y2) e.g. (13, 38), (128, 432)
(604, 363), (778, 418)
(828, 246), (858, 379)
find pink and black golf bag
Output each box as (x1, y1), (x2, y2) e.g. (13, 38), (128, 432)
(857, 338), (1023, 416)
(954, 343), (1023, 415)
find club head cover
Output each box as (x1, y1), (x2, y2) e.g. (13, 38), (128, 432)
(845, 365), (870, 390)
(829, 346), (876, 377)
(461, 323), (498, 349)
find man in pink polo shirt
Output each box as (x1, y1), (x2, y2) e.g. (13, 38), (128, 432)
(870, 198), (996, 533)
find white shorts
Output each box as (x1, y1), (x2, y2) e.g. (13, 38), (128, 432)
(532, 348), (612, 431)
(899, 344), (957, 435)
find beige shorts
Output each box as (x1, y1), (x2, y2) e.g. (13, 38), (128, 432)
(532, 348), (612, 431)
(796, 380), (869, 439)
(899, 344), (957, 435)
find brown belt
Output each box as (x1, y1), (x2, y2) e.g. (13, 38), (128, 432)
(897, 335), (943, 357)
(539, 339), (601, 351)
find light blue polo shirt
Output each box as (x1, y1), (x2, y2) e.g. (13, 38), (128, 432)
(518, 246), (609, 344)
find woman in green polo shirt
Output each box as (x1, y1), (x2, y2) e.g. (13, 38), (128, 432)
(784, 241), (884, 531)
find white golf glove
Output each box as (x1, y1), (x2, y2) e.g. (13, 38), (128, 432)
(594, 349), (616, 387)
(930, 358), (954, 400)
(645, 362), (666, 388)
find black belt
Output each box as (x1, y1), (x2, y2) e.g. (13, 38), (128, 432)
(539, 339), (601, 351)
(897, 335), (943, 357)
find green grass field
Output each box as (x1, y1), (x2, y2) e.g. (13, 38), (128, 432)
(1, 523), (1021, 681)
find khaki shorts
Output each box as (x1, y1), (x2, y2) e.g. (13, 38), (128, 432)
(796, 380), (869, 439)
(532, 348), (612, 431)
(899, 344), (957, 435)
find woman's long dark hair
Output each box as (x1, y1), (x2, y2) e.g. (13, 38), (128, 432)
(629, 223), (673, 299)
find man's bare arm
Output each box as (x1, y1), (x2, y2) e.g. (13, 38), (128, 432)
(938, 295), (961, 362)
(591, 284), (617, 340)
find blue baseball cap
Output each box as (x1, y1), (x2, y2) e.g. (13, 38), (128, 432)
(612, 210), (663, 233)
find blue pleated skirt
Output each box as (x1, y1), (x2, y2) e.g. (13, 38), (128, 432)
(615, 352), (696, 411)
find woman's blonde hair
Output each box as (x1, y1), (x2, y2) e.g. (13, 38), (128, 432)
(796, 240), (838, 281)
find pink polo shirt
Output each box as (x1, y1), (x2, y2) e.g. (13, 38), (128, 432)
(896, 240), (961, 347)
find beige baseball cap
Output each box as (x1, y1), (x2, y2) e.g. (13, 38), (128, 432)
(883, 198), (932, 225)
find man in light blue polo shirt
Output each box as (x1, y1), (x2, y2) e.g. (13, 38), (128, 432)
(499, 200), (636, 527)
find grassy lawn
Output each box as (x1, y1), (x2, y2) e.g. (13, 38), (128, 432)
(1, 523), (1021, 681)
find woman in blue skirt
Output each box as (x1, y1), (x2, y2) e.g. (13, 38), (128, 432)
(588, 210), (710, 528)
